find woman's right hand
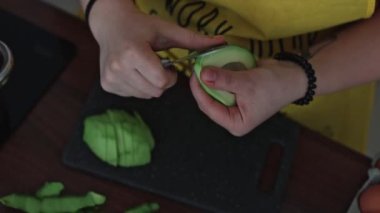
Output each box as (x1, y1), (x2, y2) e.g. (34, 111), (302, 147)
(86, 0), (225, 98)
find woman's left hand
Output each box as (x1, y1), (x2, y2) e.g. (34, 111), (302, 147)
(190, 59), (308, 136)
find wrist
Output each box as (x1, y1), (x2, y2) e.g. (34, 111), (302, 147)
(274, 52), (317, 105)
(80, 0), (136, 11)
(86, 0), (138, 41)
(264, 60), (309, 105)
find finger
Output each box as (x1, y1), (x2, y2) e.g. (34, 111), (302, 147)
(116, 57), (165, 98)
(102, 51), (161, 98)
(190, 75), (244, 135)
(119, 83), (153, 99)
(127, 68), (166, 98)
(134, 44), (178, 89)
(101, 75), (153, 99)
(157, 21), (225, 50)
(200, 67), (243, 93)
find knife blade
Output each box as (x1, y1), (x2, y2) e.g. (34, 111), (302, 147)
(161, 44), (228, 69)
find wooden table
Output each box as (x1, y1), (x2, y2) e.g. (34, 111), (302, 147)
(0, 1), (371, 212)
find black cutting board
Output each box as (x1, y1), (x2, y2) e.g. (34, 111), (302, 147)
(63, 75), (299, 213)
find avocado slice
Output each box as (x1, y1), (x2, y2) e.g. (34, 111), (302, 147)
(83, 110), (155, 167)
(193, 45), (256, 106)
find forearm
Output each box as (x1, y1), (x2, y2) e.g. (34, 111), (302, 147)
(309, 10), (380, 95)
(79, 0), (135, 9)
(79, 0), (137, 27)
(78, 0), (138, 41)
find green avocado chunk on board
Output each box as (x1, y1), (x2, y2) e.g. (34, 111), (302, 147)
(125, 202), (160, 213)
(0, 182), (106, 213)
(193, 45), (256, 106)
(83, 109), (155, 167)
(35, 182), (64, 198)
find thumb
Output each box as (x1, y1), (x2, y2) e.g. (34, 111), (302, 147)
(158, 21), (225, 50)
(200, 67), (241, 92)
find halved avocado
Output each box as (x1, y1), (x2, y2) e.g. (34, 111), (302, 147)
(193, 45), (256, 106)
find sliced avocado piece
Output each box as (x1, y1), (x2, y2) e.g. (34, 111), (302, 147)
(120, 122), (151, 167)
(118, 121), (134, 166)
(0, 191), (106, 213)
(35, 182), (65, 198)
(83, 110), (155, 167)
(193, 45), (256, 106)
(83, 114), (109, 161)
(134, 112), (155, 150)
(105, 112), (118, 166)
(125, 202), (160, 213)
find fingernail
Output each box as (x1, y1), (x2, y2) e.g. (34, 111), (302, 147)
(202, 69), (217, 82)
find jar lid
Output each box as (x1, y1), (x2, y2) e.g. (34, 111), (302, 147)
(0, 41), (13, 88)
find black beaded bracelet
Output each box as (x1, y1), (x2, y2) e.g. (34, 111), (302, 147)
(273, 52), (317, 105)
(85, 0), (98, 25)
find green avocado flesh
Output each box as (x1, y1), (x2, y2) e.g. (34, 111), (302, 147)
(83, 109), (155, 167)
(193, 45), (256, 106)
(35, 182), (64, 198)
(0, 182), (106, 213)
(125, 202), (160, 213)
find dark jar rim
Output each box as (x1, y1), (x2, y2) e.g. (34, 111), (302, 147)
(0, 41), (13, 88)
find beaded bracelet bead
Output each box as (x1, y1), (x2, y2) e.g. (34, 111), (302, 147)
(273, 52), (317, 105)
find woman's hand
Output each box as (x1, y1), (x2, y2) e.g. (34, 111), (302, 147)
(87, 0), (224, 98)
(190, 59), (307, 136)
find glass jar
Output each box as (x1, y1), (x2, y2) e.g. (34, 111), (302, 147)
(0, 40), (13, 142)
(0, 40), (13, 87)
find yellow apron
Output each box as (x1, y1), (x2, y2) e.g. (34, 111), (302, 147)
(135, 0), (376, 152)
